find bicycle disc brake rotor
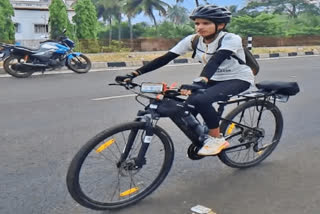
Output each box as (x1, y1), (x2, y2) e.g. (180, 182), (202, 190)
(119, 159), (140, 177)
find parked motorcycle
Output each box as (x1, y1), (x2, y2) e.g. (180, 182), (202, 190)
(0, 43), (14, 61)
(3, 30), (91, 78)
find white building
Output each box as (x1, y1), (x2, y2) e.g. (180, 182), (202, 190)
(10, 0), (76, 47)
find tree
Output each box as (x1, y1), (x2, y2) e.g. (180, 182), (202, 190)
(244, 0), (319, 18)
(228, 13), (284, 36)
(94, 0), (122, 41)
(73, 0), (98, 39)
(132, 0), (171, 26)
(123, 0), (143, 47)
(226, 5), (239, 16)
(284, 12), (320, 35)
(49, 0), (71, 40)
(176, 0), (209, 7)
(158, 21), (194, 38)
(166, 4), (189, 25)
(0, 0), (15, 42)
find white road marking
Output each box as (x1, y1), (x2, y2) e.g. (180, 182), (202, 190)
(92, 94), (136, 101)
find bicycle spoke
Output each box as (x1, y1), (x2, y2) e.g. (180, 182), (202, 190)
(110, 171), (121, 202)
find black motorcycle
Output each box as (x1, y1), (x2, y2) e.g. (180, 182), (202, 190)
(0, 43), (14, 61)
(2, 31), (91, 78)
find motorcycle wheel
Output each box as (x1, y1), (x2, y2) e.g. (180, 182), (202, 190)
(67, 54), (91, 74)
(3, 55), (33, 78)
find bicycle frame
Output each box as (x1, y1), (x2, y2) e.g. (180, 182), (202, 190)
(118, 89), (276, 168)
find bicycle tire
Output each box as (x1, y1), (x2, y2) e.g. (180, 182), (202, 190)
(66, 121), (174, 210)
(219, 99), (283, 168)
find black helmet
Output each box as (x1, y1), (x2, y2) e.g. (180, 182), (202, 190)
(190, 5), (232, 23)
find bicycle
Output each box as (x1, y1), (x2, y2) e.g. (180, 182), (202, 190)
(66, 80), (299, 210)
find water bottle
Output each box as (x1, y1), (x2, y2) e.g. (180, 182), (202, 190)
(182, 111), (199, 127)
(182, 111), (206, 137)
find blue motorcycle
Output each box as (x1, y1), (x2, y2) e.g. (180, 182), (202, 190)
(3, 30), (91, 78)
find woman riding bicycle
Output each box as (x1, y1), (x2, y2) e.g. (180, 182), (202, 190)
(115, 4), (254, 156)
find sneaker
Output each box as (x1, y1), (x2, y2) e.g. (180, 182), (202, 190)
(197, 135), (230, 156)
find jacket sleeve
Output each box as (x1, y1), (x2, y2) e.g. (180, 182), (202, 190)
(136, 51), (180, 75)
(200, 50), (233, 79)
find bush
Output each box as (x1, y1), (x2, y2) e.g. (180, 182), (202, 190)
(76, 39), (101, 53)
(101, 40), (130, 53)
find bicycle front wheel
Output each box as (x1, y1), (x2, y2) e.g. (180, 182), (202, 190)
(219, 100), (283, 168)
(66, 122), (174, 210)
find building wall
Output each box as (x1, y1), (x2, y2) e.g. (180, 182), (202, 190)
(13, 10), (50, 41)
(117, 36), (320, 52)
(10, 0), (76, 47)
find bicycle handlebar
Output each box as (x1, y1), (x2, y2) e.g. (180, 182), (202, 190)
(108, 81), (206, 99)
(109, 81), (140, 89)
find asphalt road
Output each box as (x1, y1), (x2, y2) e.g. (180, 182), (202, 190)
(0, 56), (320, 214)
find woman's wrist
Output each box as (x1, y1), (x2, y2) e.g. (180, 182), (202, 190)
(131, 71), (140, 77)
(193, 76), (209, 84)
(201, 76), (209, 83)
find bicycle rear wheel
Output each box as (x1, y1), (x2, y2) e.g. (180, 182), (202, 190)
(219, 100), (283, 168)
(66, 121), (174, 210)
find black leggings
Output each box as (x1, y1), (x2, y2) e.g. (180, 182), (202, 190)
(187, 79), (250, 129)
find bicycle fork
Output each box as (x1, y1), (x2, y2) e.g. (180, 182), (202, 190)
(117, 116), (154, 169)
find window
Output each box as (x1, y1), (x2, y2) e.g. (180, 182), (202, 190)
(34, 24), (48, 34)
(14, 23), (21, 33)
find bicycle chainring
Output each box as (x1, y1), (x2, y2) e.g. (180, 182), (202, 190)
(187, 144), (205, 160)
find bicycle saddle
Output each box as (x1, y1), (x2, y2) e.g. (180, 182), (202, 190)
(256, 81), (300, 96)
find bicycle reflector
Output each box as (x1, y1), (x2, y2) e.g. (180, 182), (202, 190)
(141, 82), (164, 93)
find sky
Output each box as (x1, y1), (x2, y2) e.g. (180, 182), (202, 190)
(133, 0), (246, 24)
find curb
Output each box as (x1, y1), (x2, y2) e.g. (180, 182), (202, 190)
(0, 51), (318, 74)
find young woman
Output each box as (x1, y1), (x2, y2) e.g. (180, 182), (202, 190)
(115, 5), (254, 156)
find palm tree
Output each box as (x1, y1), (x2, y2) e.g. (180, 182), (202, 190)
(166, 4), (189, 25)
(176, 0), (209, 7)
(123, 0), (143, 48)
(94, 0), (118, 42)
(131, 0), (171, 26)
(94, 0), (123, 41)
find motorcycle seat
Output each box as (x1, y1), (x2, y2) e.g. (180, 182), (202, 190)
(13, 46), (39, 54)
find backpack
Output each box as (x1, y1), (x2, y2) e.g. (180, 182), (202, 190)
(191, 34), (260, 76)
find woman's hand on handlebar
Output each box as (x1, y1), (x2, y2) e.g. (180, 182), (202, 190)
(115, 71), (141, 83)
(179, 77), (208, 96)
(180, 89), (192, 96)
